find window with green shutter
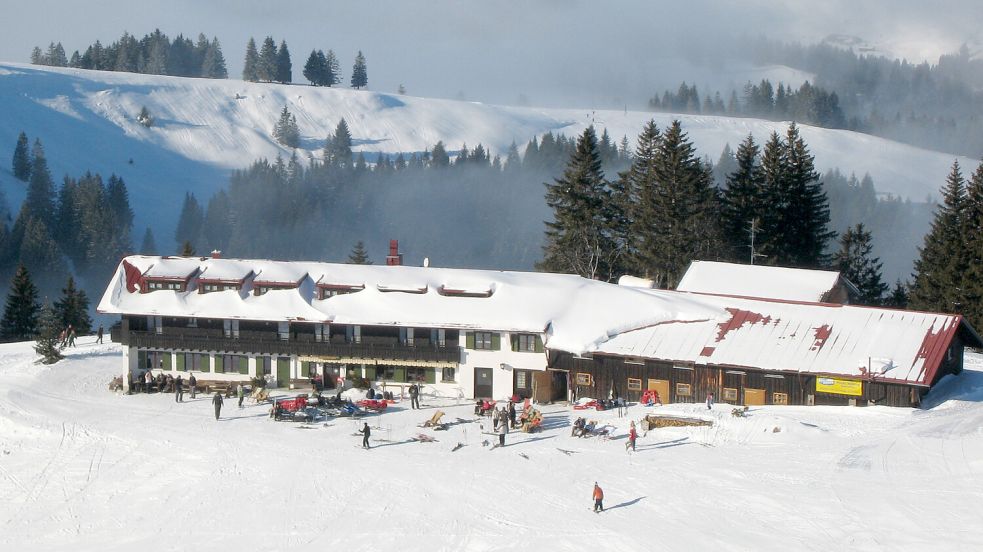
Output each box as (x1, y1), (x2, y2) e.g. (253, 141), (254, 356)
(465, 332), (475, 349)
(490, 333), (500, 351)
(162, 353), (172, 370)
(301, 361), (310, 377)
(393, 367), (405, 382)
(239, 357), (249, 374)
(535, 336), (545, 353)
(216, 355), (224, 373)
(176, 353), (186, 371)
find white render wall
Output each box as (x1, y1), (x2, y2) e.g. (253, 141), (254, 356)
(458, 331), (547, 400)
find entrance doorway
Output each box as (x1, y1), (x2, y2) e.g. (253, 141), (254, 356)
(647, 379), (670, 404)
(276, 357), (290, 387)
(513, 369), (532, 399)
(474, 368), (493, 398)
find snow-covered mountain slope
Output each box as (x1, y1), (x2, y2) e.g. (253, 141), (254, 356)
(0, 62), (976, 241)
(1, 337), (982, 550)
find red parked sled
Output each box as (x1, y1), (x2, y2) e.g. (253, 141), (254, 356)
(357, 399), (388, 411)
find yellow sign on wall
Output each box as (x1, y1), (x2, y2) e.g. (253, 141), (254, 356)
(816, 377), (863, 396)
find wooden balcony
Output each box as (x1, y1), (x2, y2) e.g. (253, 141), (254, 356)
(117, 329), (461, 364)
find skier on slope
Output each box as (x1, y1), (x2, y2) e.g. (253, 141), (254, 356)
(593, 482), (604, 512)
(359, 422), (371, 449)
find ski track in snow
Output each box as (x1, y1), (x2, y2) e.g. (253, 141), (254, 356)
(1, 336), (983, 550)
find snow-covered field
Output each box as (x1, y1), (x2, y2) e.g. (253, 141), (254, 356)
(0, 62), (977, 243)
(2, 337), (982, 551)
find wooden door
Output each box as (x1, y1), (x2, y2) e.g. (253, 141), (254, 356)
(474, 368), (493, 398)
(532, 371), (552, 403)
(744, 388), (766, 406)
(276, 357), (291, 388)
(647, 379), (670, 404)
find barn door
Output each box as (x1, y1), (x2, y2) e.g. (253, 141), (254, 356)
(744, 388), (766, 406)
(647, 379), (670, 404)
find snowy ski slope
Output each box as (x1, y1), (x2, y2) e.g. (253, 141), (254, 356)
(0, 62), (977, 244)
(0, 337), (982, 550)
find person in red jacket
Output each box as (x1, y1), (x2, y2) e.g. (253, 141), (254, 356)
(626, 421), (637, 452)
(592, 482), (604, 512)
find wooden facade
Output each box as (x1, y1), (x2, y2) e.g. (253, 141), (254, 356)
(550, 332), (968, 408)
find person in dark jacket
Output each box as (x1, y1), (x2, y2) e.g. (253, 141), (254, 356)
(212, 392), (224, 420)
(359, 422), (371, 448)
(408, 383), (420, 409)
(189, 374), (197, 399)
(96, 325), (104, 344)
(175, 375), (184, 403)
(497, 414), (508, 447)
(507, 400), (517, 429)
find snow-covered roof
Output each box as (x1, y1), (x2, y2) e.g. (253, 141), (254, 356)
(98, 256), (724, 355)
(141, 257), (200, 280)
(99, 256), (979, 386)
(675, 261), (848, 302)
(597, 291), (979, 386)
(197, 259), (254, 282)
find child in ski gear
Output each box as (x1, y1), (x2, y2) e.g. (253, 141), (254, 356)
(212, 392), (224, 420)
(593, 483), (604, 512)
(359, 422), (371, 448)
(175, 375), (183, 403)
(626, 421), (637, 451)
(237, 384), (245, 408)
(706, 392), (714, 410)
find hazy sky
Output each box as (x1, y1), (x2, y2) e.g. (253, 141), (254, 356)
(4, 1), (980, 108)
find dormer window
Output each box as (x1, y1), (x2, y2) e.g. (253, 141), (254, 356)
(144, 279), (185, 292)
(318, 284), (365, 300)
(255, 284), (296, 296)
(438, 285), (493, 298)
(201, 283), (238, 293)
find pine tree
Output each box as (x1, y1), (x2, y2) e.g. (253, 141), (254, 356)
(832, 224), (887, 305)
(539, 126), (617, 280)
(181, 240), (196, 256)
(782, 123), (834, 267)
(960, 162), (983, 328)
(24, 140), (56, 228)
(719, 134), (764, 262)
(258, 37), (278, 82)
(273, 106), (300, 148)
(31, 46), (43, 65)
(347, 241), (372, 264)
(430, 141), (449, 167)
(910, 161), (967, 314)
(638, 120), (719, 287)
(885, 280), (910, 309)
(324, 50), (341, 86)
(12, 131), (31, 181)
(201, 37), (227, 78)
(323, 119), (352, 168)
(140, 227), (158, 255)
(174, 192), (204, 252)
(34, 301), (63, 364)
(616, 120), (660, 275)
(2, 264), (40, 340)
(243, 38), (259, 81)
(275, 40), (292, 83)
(350, 50), (367, 89)
(303, 50), (325, 85)
(54, 276), (91, 334)
(18, 214), (68, 296)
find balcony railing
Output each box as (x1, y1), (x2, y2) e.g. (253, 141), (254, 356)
(118, 330), (461, 364)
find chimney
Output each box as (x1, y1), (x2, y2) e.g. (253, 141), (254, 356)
(386, 240), (403, 266)
(211, 250), (222, 259)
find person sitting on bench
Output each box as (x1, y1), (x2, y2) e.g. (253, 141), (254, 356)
(571, 417), (586, 437)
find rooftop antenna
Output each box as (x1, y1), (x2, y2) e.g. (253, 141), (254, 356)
(749, 218), (766, 265)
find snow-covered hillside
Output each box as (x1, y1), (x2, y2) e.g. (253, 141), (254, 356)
(1, 337), (982, 551)
(0, 63), (976, 244)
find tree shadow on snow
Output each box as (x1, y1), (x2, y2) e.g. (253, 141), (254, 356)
(606, 496), (646, 511)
